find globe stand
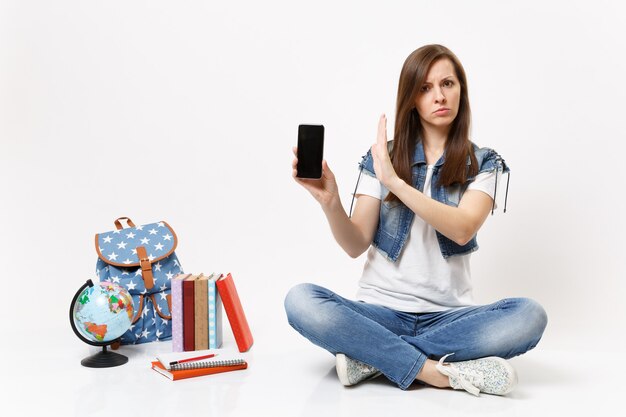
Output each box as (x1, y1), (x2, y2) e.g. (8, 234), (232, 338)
(81, 344), (128, 368)
(70, 279), (133, 368)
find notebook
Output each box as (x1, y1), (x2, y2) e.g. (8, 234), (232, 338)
(156, 348), (246, 371)
(151, 360), (247, 381)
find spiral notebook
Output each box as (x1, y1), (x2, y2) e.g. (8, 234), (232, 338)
(151, 360), (247, 381)
(169, 358), (245, 371)
(152, 348), (248, 381)
(156, 348), (245, 371)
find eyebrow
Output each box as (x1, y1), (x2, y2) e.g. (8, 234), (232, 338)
(423, 75), (455, 84)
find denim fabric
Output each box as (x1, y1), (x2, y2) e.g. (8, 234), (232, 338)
(358, 141), (510, 261)
(284, 283), (547, 390)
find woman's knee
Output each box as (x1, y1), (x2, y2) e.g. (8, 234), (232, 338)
(481, 297), (548, 357)
(503, 297), (548, 353)
(284, 283), (336, 335)
(284, 283), (326, 322)
(518, 298), (548, 340)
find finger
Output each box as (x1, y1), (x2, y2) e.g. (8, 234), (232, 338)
(377, 114), (387, 147)
(383, 113), (387, 141)
(292, 146), (298, 157)
(321, 160), (334, 179)
(293, 172), (312, 190)
(297, 177), (319, 194)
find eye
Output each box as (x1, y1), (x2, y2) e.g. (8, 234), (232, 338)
(443, 80), (454, 87)
(420, 85), (431, 92)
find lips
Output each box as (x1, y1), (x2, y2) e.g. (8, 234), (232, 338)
(434, 108), (450, 115)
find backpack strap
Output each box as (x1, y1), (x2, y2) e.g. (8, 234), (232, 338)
(151, 294), (173, 320)
(131, 295), (144, 324)
(136, 246), (155, 290)
(114, 216), (136, 230)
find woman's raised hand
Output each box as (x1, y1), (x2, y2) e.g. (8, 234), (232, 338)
(292, 147), (340, 209)
(371, 114), (401, 190)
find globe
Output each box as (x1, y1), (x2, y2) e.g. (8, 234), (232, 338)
(70, 279), (134, 367)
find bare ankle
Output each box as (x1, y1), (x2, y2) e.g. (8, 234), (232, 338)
(416, 359), (450, 388)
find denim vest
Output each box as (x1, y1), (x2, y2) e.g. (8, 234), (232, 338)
(358, 141), (509, 261)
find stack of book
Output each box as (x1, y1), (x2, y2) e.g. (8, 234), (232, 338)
(152, 348), (248, 381)
(171, 272), (253, 353)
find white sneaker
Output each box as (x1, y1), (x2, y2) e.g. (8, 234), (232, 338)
(335, 353), (382, 386)
(435, 353), (518, 396)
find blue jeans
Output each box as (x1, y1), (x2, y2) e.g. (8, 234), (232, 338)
(284, 283), (548, 390)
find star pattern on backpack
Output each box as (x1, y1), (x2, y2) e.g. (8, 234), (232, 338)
(95, 220), (183, 345)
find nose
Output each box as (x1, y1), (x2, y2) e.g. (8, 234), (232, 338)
(435, 87), (446, 103)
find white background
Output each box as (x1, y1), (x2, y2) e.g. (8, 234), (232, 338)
(1, 0), (625, 373)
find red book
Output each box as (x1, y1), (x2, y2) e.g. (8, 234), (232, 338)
(216, 273), (253, 352)
(182, 275), (198, 351)
(151, 360), (247, 381)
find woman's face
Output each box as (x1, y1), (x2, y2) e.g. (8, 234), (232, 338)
(414, 58), (461, 133)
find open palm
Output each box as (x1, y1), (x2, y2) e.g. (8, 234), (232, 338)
(371, 114), (399, 189)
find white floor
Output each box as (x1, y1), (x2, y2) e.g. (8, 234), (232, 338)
(5, 330), (621, 417)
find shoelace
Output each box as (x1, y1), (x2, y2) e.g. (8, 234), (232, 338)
(435, 353), (483, 396)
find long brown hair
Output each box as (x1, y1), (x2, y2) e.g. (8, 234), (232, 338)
(386, 44), (477, 202)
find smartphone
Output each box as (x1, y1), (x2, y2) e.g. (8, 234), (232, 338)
(297, 124), (324, 179)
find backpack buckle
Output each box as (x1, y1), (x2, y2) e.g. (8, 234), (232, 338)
(136, 246), (154, 290)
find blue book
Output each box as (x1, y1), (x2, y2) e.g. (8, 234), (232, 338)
(208, 273), (223, 349)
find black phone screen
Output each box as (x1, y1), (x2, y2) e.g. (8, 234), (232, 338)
(297, 124), (324, 179)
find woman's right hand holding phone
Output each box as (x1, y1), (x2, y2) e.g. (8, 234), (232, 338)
(292, 146), (340, 210)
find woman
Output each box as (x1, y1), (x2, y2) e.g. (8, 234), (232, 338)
(285, 44), (547, 396)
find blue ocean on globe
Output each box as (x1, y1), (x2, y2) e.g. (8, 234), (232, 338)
(72, 281), (134, 343)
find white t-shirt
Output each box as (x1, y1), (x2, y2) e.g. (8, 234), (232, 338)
(355, 167), (498, 313)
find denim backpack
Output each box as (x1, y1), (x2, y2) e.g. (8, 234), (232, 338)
(95, 217), (184, 345)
